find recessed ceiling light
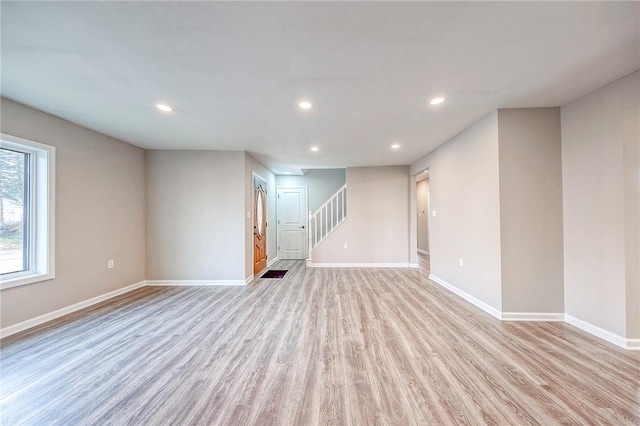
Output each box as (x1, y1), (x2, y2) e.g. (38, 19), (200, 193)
(156, 103), (173, 112)
(430, 97), (445, 105)
(310, 146), (319, 152)
(283, 171), (292, 175)
(299, 101), (312, 110)
(391, 143), (401, 149)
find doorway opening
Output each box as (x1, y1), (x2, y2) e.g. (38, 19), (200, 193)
(416, 169), (430, 265)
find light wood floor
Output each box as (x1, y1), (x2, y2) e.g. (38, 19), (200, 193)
(1, 255), (639, 425)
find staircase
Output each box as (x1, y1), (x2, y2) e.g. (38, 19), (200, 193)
(308, 185), (347, 257)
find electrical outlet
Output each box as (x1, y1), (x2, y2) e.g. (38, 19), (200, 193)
(344, 243), (348, 249)
(459, 258), (464, 267)
(108, 260), (114, 269)
(432, 210), (437, 217)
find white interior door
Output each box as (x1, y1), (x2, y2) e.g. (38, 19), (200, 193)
(277, 187), (308, 260)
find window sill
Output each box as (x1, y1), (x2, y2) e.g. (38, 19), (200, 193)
(1, 272), (55, 290)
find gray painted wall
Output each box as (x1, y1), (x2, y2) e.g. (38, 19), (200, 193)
(561, 71), (640, 338)
(146, 150), (246, 281)
(412, 112), (503, 311)
(146, 151), (275, 282)
(623, 111), (639, 339)
(311, 166), (410, 264)
(416, 179), (429, 253)
(276, 169), (346, 212)
(498, 108), (564, 314)
(1, 98), (146, 327)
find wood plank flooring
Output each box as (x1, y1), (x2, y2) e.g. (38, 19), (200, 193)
(1, 255), (639, 425)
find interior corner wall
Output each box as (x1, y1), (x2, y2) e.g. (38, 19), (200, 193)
(498, 108), (564, 314)
(411, 111), (502, 312)
(0, 98), (146, 328)
(244, 153), (277, 279)
(561, 70), (640, 339)
(276, 169), (346, 212)
(145, 150), (246, 281)
(311, 166), (410, 264)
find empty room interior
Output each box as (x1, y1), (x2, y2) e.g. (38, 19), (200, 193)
(1, 2), (639, 425)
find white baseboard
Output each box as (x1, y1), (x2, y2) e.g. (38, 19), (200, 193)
(502, 312), (565, 321)
(428, 274), (502, 320)
(409, 263), (420, 269)
(307, 262), (417, 268)
(417, 249), (429, 255)
(4, 276), (638, 351)
(428, 275), (638, 350)
(627, 339), (640, 350)
(564, 314), (630, 349)
(267, 257), (279, 267)
(427, 275), (640, 350)
(146, 280), (246, 286)
(0, 280), (146, 339)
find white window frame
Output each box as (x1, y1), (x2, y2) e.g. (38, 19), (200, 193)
(0, 134), (55, 290)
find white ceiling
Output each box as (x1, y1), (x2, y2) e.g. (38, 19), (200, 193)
(2, 2), (639, 174)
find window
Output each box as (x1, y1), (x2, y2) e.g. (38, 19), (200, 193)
(1, 134), (55, 289)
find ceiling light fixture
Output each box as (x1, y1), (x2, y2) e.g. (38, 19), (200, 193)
(156, 103), (173, 112)
(429, 97), (445, 105)
(310, 146), (319, 152)
(391, 143), (401, 149)
(299, 101), (312, 110)
(283, 171), (292, 175)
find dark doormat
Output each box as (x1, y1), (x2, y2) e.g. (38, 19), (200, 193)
(261, 269), (288, 279)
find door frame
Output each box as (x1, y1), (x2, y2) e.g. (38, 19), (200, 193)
(416, 169), (430, 256)
(253, 172), (268, 274)
(276, 185), (309, 260)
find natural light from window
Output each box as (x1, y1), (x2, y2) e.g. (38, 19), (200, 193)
(0, 134), (55, 289)
(0, 148), (27, 275)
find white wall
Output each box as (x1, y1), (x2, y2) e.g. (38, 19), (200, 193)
(416, 179), (429, 253)
(146, 150), (246, 281)
(498, 108), (564, 314)
(276, 169), (346, 212)
(311, 166), (410, 264)
(562, 71), (640, 339)
(0, 98), (146, 328)
(244, 153), (277, 278)
(412, 112), (503, 311)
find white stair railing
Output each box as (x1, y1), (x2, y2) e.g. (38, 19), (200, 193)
(309, 185), (347, 254)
